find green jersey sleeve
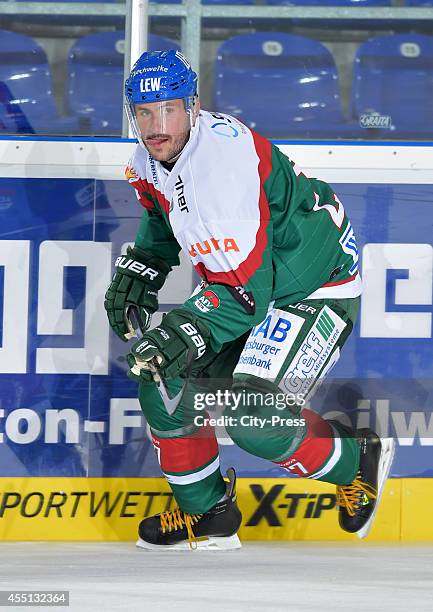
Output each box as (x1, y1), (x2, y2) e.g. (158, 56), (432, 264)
(134, 207), (181, 268)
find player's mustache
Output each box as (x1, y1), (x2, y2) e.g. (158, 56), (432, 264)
(145, 133), (170, 140)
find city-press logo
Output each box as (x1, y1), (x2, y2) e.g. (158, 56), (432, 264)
(359, 113), (392, 129)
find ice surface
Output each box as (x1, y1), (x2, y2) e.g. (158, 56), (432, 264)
(0, 542), (432, 612)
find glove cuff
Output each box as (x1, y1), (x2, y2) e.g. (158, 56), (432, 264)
(163, 307), (211, 336)
(130, 308), (211, 380)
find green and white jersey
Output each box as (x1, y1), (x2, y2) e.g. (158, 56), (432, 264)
(126, 110), (361, 352)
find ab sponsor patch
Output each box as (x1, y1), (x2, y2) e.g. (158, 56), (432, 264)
(234, 307), (305, 379)
(280, 305), (346, 397)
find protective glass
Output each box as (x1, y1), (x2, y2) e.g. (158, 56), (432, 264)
(125, 97), (198, 148)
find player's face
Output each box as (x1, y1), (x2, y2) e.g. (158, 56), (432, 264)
(135, 99), (192, 162)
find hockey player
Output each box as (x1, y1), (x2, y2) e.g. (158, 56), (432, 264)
(104, 50), (395, 550)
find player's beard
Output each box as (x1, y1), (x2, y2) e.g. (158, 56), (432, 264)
(144, 129), (190, 162)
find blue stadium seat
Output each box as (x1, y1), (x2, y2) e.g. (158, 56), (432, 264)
(17, 0), (116, 2)
(67, 32), (180, 136)
(351, 34), (433, 139)
(0, 29), (80, 135)
(150, 0), (254, 3)
(405, 0), (433, 4)
(214, 32), (354, 139)
(266, 0), (390, 5)
(202, 0), (254, 3)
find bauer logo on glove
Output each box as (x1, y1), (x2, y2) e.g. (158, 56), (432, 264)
(114, 256), (160, 281)
(104, 245), (171, 342)
(127, 309), (211, 382)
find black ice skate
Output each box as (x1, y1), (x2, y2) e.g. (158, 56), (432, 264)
(337, 428), (395, 539)
(136, 468), (242, 551)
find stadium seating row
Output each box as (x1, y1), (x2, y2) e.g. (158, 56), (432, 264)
(13, 0), (433, 5)
(215, 31), (433, 138)
(1, 29), (433, 139)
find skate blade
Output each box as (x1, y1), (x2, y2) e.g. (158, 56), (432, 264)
(357, 437), (396, 539)
(136, 534), (242, 551)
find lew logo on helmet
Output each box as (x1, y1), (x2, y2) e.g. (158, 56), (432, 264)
(140, 78), (162, 93)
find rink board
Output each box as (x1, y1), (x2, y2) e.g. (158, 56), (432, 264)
(0, 140), (432, 482)
(0, 477), (430, 542)
(0, 139), (433, 542)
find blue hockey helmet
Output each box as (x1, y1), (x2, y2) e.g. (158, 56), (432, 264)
(125, 49), (197, 105)
(125, 49), (198, 149)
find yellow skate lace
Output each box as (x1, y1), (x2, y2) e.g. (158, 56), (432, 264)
(336, 471), (377, 517)
(159, 508), (202, 549)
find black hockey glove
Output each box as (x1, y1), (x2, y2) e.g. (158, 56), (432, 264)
(127, 308), (210, 382)
(104, 245), (171, 341)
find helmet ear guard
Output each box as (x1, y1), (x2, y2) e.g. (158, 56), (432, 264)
(185, 94), (199, 127)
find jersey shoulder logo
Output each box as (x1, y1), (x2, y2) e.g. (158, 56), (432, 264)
(125, 165), (138, 182)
